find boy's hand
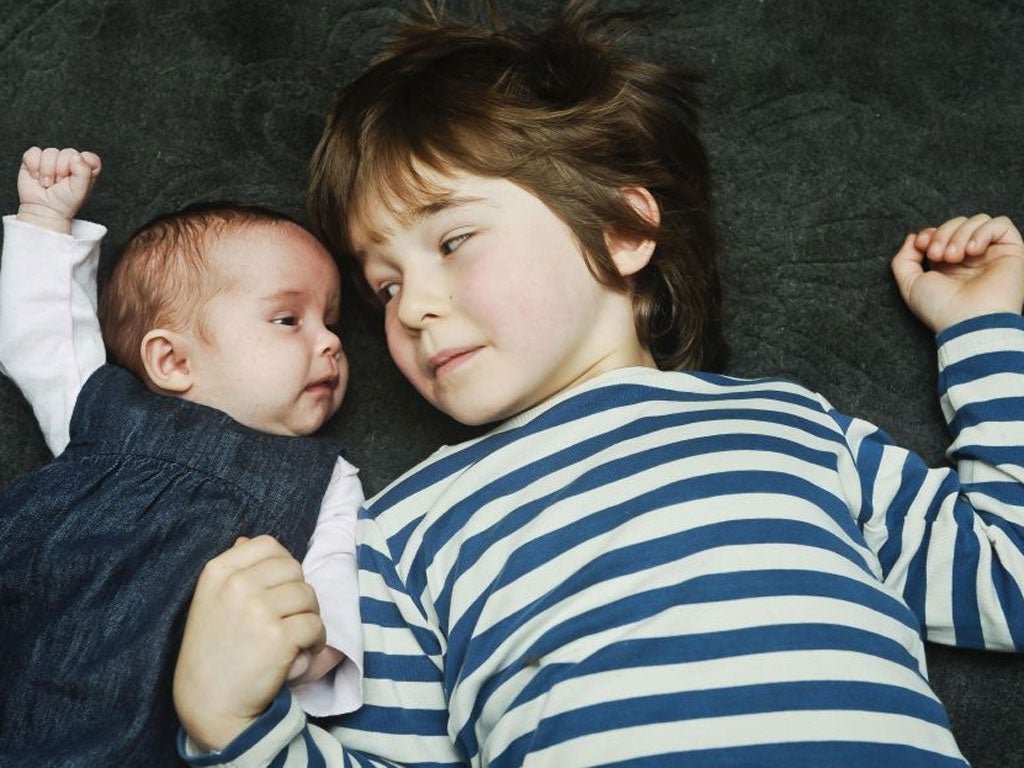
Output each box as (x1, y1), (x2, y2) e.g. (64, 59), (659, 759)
(173, 536), (326, 753)
(16, 146), (102, 235)
(892, 213), (1024, 334)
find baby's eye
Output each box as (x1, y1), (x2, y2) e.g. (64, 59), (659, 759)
(377, 283), (399, 304)
(441, 233), (470, 255)
(272, 316), (300, 327)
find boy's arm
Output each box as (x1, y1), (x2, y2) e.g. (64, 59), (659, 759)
(173, 536), (328, 754)
(842, 215), (1024, 649)
(838, 313), (1024, 649)
(0, 147), (106, 454)
(174, 525), (467, 767)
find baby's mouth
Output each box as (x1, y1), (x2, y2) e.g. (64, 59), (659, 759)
(306, 375), (339, 394)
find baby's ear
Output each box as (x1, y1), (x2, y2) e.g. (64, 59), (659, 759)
(140, 329), (195, 394)
(606, 186), (660, 277)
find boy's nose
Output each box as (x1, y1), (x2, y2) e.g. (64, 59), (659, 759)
(396, 271), (448, 329)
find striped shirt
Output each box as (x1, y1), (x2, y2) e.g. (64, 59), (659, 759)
(183, 313), (1024, 767)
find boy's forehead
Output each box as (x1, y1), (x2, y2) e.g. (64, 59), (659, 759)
(348, 167), (490, 251)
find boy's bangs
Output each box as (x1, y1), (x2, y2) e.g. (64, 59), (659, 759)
(348, 131), (487, 242)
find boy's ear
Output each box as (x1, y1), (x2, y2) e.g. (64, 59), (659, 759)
(140, 329), (195, 394)
(606, 186), (660, 277)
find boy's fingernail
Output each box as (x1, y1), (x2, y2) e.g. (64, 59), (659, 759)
(946, 244), (957, 255)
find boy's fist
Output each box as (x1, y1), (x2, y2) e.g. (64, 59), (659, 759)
(173, 535), (325, 752)
(16, 146), (102, 234)
(892, 213), (1024, 334)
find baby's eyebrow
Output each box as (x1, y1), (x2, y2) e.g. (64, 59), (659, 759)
(260, 289), (307, 302)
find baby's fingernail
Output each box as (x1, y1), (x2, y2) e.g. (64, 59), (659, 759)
(967, 239), (976, 251)
(946, 244), (957, 255)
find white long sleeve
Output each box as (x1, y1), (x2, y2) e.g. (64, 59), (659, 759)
(292, 456), (365, 716)
(0, 215), (107, 454)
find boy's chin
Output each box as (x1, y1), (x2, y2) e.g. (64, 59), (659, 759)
(432, 395), (517, 428)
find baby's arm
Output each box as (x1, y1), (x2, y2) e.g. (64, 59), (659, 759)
(289, 457), (364, 716)
(0, 147), (107, 453)
(891, 213), (1024, 332)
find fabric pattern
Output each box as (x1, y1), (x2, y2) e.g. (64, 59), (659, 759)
(0, 365), (342, 767)
(183, 314), (1024, 767)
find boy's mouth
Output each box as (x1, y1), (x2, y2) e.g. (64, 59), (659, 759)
(429, 346), (482, 377)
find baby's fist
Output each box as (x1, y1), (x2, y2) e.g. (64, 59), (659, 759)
(17, 146), (102, 234)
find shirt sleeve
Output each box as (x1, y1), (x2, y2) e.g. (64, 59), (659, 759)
(291, 456), (365, 717)
(834, 312), (1024, 650)
(177, 691), (347, 768)
(0, 215), (107, 454)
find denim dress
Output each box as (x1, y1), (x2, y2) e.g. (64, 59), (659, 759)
(0, 365), (344, 767)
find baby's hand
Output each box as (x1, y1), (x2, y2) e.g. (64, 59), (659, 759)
(16, 146), (102, 235)
(891, 214), (1024, 334)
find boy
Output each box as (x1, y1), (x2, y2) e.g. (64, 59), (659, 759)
(0, 147), (364, 767)
(16, 4), (1024, 767)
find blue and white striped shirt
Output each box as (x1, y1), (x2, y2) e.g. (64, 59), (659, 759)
(184, 313), (1024, 767)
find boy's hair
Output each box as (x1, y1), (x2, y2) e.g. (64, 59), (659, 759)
(308, 0), (726, 371)
(98, 202), (301, 386)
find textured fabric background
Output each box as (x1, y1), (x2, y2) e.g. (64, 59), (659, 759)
(0, 1), (1021, 764)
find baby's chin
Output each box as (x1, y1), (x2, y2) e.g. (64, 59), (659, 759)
(297, 396), (346, 436)
(233, 405), (341, 438)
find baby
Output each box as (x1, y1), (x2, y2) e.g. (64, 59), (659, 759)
(0, 147), (362, 767)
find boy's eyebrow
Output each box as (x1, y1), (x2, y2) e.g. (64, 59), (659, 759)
(406, 194), (488, 223)
(355, 195), (491, 254)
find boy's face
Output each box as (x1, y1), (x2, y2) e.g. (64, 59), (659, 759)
(350, 171), (652, 425)
(185, 222), (347, 436)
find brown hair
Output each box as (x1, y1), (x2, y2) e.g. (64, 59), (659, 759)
(309, 0), (727, 371)
(98, 202), (301, 386)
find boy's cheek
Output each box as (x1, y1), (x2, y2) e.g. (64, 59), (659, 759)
(385, 333), (425, 387)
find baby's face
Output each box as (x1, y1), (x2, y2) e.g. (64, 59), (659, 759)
(184, 222), (347, 436)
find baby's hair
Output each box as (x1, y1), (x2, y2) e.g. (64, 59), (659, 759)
(98, 202), (302, 386)
(309, 0), (726, 371)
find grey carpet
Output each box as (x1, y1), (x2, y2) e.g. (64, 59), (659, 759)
(1, 1), (1022, 764)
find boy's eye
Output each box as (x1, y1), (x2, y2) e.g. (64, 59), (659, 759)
(377, 283), (399, 304)
(272, 316), (300, 327)
(441, 233), (470, 255)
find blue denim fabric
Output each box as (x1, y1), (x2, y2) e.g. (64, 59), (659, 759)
(0, 365), (344, 767)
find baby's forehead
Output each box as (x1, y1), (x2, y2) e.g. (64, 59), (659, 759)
(213, 219), (327, 255)
(210, 221), (339, 279)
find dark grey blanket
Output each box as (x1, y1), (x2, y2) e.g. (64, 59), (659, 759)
(1, 1), (1021, 764)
